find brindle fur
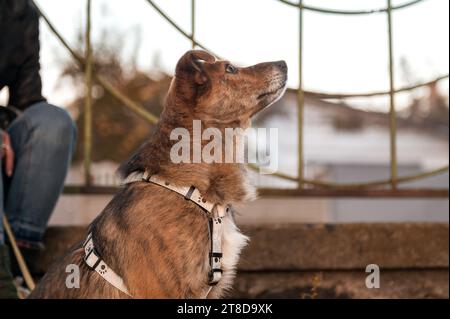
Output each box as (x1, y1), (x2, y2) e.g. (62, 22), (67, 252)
(29, 50), (287, 299)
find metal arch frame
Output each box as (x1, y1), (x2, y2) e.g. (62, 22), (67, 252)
(276, 0), (428, 15)
(31, 0), (449, 198)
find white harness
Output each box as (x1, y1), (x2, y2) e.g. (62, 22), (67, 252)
(83, 233), (132, 297)
(83, 171), (227, 298)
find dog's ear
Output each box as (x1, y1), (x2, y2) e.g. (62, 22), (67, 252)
(175, 50), (216, 85)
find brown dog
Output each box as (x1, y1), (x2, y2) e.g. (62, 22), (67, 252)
(29, 50), (287, 299)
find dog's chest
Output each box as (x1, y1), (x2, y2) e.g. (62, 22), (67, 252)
(220, 215), (249, 274)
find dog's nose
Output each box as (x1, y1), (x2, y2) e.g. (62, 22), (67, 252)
(275, 61), (288, 73)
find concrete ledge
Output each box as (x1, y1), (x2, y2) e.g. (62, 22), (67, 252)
(239, 223), (449, 270)
(25, 223), (448, 298)
(233, 270), (449, 299)
(29, 223), (449, 274)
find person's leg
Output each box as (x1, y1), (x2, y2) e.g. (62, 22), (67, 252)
(0, 155), (4, 245)
(0, 156), (18, 299)
(5, 101), (77, 245)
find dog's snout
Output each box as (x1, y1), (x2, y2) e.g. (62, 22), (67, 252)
(275, 61), (288, 73)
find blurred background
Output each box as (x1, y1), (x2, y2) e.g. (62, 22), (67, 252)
(2, 0), (447, 224)
(1, 0), (448, 299)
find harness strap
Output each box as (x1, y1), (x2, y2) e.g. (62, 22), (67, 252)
(82, 233), (132, 297)
(141, 172), (216, 214)
(140, 172), (226, 286)
(82, 172), (226, 298)
(208, 215), (224, 285)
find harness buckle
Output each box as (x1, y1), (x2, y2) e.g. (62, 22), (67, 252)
(84, 247), (102, 270)
(208, 269), (223, 286)
(209, 252), (223, 258)
(83, 235), (102, 270)
(184, 186), (196, 200)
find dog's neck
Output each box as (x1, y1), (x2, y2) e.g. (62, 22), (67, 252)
(121, 109), (256, 205)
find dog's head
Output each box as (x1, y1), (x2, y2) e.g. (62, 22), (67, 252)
(169, 50), (287, 126)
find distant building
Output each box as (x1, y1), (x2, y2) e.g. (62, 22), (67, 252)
(253, 88), (448, 189)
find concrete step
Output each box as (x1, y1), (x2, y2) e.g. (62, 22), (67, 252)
(23, 222), (449, 298)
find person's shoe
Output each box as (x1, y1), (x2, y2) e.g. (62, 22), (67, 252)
(13, 277), (31, 299)
(0, 245), (19, 299)
(7, 239), (45, 277)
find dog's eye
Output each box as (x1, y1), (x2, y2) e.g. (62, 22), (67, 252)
(225, 64), (237, 74)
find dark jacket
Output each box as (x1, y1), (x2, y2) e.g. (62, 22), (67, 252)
(0, 0), (45, 111)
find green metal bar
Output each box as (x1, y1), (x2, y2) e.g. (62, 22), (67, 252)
(84, 0), (93, 186)
(143, 0), (447, 98)
(295, 74), (449, 99)
(257, 188), (449, 198)
(94, 75), (158, 124)
(144, 0), (222, 59)
(62, 185), (449, 198)
(32, 0), (159, 125)
(32, 1), (83, 62)
(248, 163), (449, 189)
(35, 0), (448, 195)
(387, 0), (398, 189)
(297, 0), (305, 189)
(276, 0), (427, 15)
(191, 0), (196, 49)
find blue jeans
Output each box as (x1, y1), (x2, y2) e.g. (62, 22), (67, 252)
(0, 102), (77, 245)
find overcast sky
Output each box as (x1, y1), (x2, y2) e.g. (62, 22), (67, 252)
(1, 0), (448, 111)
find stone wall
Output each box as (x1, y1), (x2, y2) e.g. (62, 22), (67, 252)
(26, 223), (449, 299)
(235, 223), (448, 298)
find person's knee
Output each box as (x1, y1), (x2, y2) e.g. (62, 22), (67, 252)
(27, 102), (77, 151)
(46, 105), (77, 143)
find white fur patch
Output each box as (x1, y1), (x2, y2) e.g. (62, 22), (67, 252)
(206, 214), (249, 298)
(221, 216), (249, 271)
